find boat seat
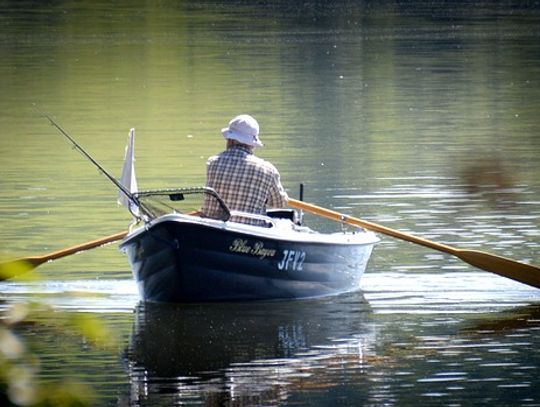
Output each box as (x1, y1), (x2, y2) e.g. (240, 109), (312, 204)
(266, 209), (301, 225)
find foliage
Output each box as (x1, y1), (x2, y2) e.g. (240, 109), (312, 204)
(0, 280), (118, 406)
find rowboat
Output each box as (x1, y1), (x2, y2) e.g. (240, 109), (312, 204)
(4, 122), (377, 302)
(118, 187), (379, 302)
(6, 113), (537, 294)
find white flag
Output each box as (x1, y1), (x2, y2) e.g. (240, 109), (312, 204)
(118, 128), (139, 216)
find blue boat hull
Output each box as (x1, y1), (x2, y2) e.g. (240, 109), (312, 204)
(120, 217), (376, 302)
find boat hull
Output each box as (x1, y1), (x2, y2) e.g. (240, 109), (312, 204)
(120, 216), (377, 302)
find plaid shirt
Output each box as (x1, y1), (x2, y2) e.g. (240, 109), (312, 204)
(202, 145), (288, 225)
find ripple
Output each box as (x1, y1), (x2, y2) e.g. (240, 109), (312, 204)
(0, 279), (138, 312)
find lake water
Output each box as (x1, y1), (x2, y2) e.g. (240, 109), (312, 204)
(1, 1), (539, 406)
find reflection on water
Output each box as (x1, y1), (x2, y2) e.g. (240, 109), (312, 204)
(118, 283), (540, 406)
(123, 295), (374, 406)
(1, 273), (539, 405)
(461, 303), (540, 335)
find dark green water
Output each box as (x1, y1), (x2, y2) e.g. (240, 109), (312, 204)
(1, 1), (539, 406)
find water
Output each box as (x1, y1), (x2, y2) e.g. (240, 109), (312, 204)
(1, 1), (539, 405)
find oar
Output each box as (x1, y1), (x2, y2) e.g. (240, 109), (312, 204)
(288, 198), (540, 289)
(0, 231), (128, 281)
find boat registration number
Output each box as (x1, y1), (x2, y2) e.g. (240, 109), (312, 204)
(277, 249), (306, 272)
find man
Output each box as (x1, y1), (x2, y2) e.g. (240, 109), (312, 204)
(202, 114), (289, 225)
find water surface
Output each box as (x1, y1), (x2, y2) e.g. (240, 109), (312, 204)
(1, 1), (539, 406)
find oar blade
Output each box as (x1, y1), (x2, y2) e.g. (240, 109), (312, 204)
(0, 257), (43, 281)
(456, 249), (540, 288)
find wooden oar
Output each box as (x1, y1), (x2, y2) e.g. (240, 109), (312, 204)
(288, 198), (540, 289)
(0, 231), (128, 281)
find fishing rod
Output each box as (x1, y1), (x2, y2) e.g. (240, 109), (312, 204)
(35, 106), (145, 218)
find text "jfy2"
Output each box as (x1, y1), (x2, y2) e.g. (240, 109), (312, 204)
(277, 250), (306, 271)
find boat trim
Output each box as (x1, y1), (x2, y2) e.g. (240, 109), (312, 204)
(123, 212), (380, 246)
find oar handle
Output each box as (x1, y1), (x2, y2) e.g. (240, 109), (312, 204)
(288, 198), (455, 254)
(288, 198), (540, 289)
(42, 231), (128, 261)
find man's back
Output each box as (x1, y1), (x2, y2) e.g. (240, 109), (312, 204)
(203, 145), (287, 225)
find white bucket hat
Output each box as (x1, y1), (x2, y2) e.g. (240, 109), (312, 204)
(221, 114), (263, 147)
